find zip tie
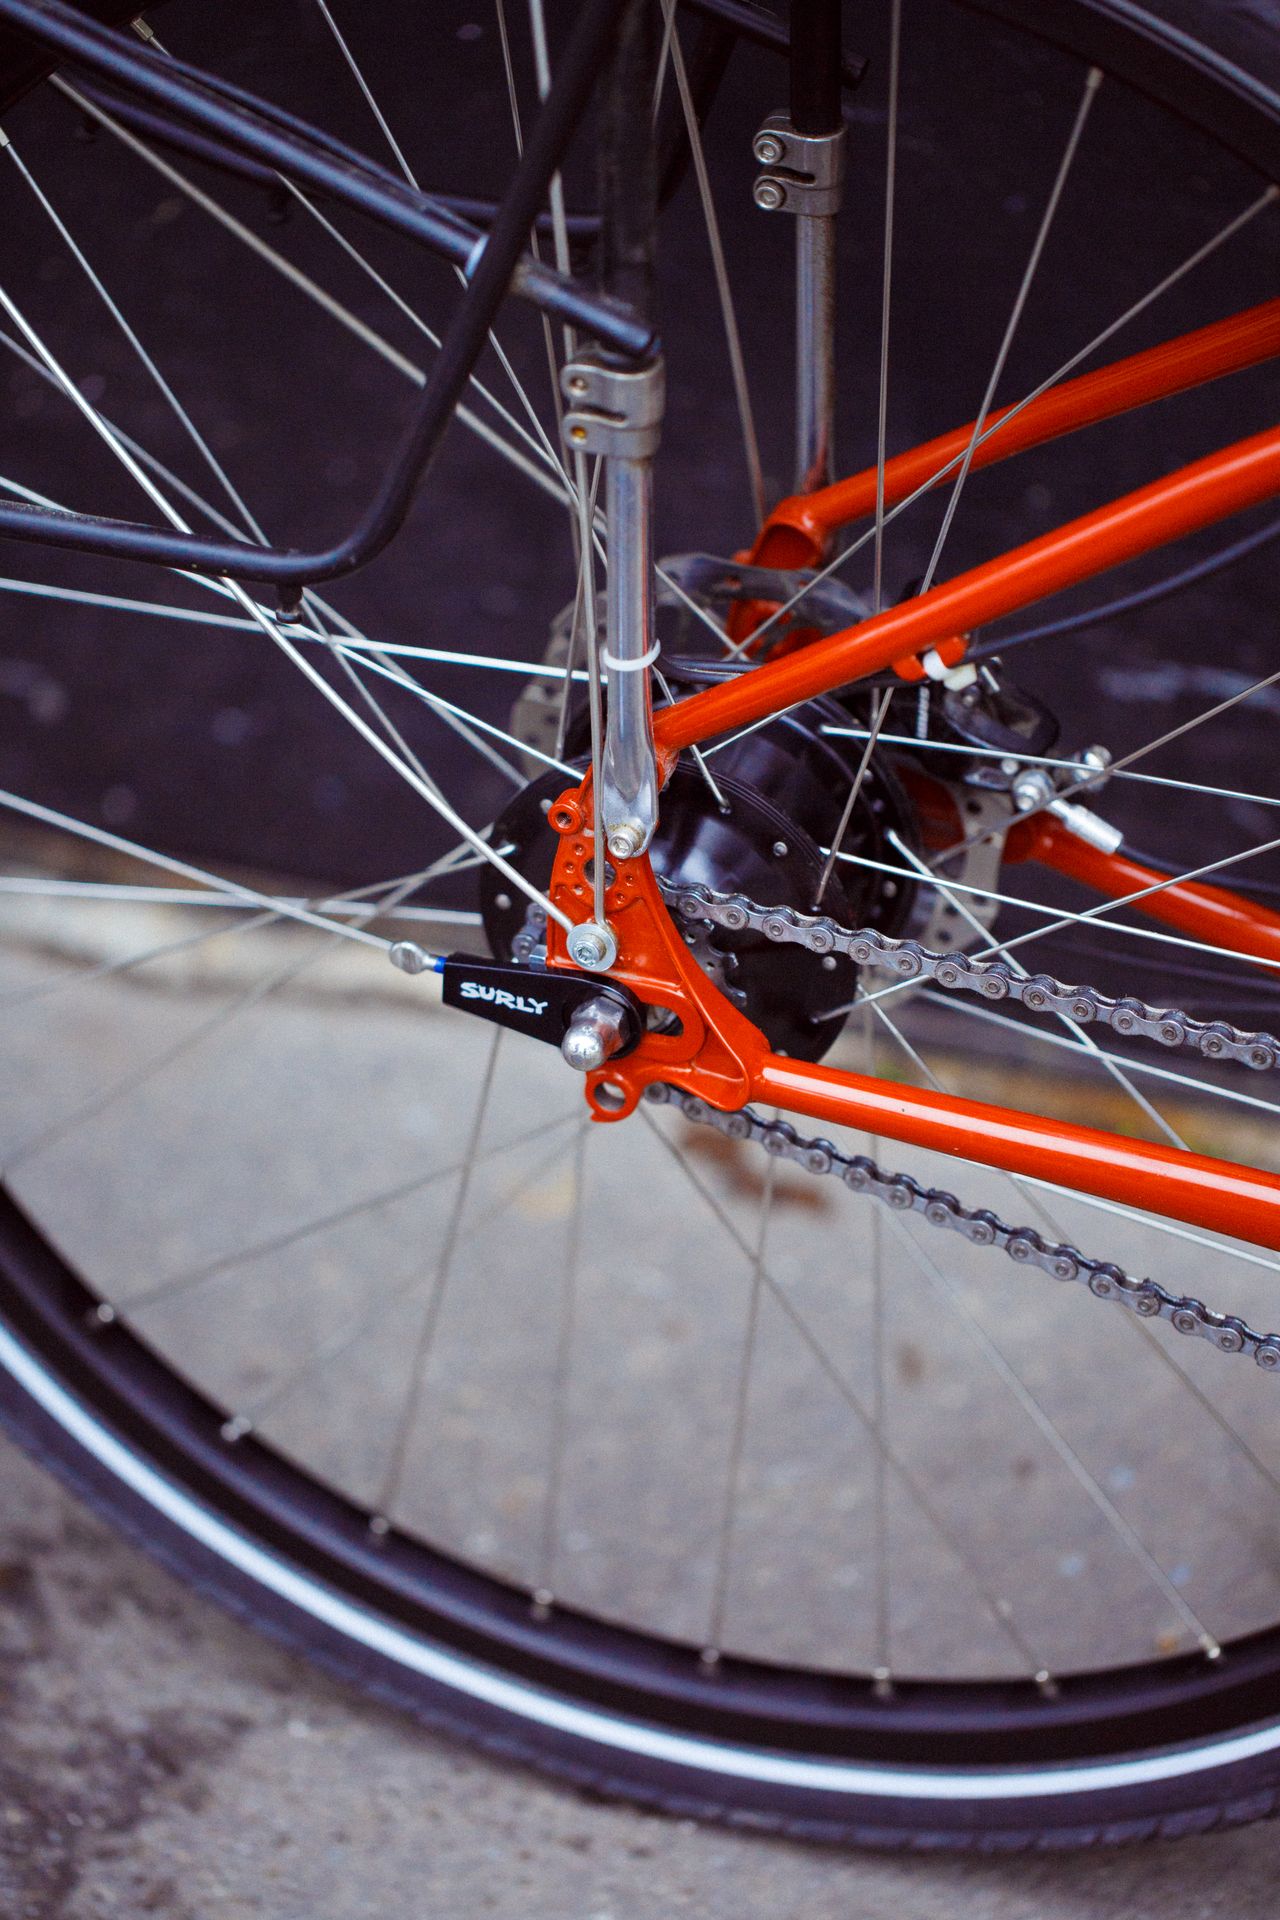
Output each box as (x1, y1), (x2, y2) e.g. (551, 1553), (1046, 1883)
(601, 639), (661, 673)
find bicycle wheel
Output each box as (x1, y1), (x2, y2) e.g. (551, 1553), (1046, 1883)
(1, 0), (1280, 1848)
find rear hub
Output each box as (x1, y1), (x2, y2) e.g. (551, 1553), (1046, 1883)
(484, 684), (919, 1063)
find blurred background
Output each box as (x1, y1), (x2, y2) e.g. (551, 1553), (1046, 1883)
(0, 0), (1274, 895)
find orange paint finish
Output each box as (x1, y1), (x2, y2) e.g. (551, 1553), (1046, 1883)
(750, 296), (1280, 572)
(655, 424), (1280, 755)
(543, 789), (758, 1117)
(1008, 815), (1280, 972)
(543, 797), (1280, 1253)
(752, 1054), (1280, 1252)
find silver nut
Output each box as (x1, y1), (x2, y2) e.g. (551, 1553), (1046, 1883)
(753, 131), (785, 164)
(1011, 767), (1055, 814)
(753, 176), (786, 212)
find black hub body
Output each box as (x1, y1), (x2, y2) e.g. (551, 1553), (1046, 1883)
(484, 688), (918, 1063)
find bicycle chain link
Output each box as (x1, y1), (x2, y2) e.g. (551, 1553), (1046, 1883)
(647, 879), (1280, 1373)
(661, 879), (1280, 1072)
(645, 1084), (1280, 1372)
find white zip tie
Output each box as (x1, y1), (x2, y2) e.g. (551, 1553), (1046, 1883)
(601, 639), (660, 673)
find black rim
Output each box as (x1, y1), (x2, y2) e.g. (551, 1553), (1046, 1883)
(6, 1183), (1280, 1771)
(0, 0), (1278, 1781)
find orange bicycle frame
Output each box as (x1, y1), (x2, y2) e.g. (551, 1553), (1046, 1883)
(549, 298), (1280, 1250)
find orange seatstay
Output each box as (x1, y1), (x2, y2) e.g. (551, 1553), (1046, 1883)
(543, 798), (1280, 1251)
(655, 424), (1280, 755)
(752, 296), (1280, 571)
(539, 318), (1280, 1253)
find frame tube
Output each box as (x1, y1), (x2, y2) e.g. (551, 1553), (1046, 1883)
(1010, 816), (1280, 971)
(754, 296), (1280, 568)
(753, 1052), (1280, 1251)
(656, 423), (1280, 753)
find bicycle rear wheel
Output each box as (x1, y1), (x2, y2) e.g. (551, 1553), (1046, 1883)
(1, 0), (1280, 1847)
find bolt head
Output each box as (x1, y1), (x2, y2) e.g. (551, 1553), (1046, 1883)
(567, 921), (617, 971)
(753, 176), (786, 212)
(1011, 769), (1053, 813)
(753, 132), (784, 164)
(606, 823), (644, 861)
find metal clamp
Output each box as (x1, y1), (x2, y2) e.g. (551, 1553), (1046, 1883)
(561, 353), (665, 460)
(752, 112), (845, 216)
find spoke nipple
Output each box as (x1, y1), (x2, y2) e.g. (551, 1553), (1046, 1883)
(93, 1301), (116, 1326)
(1034, 1669), (1059, 1698)
(872, 1665), (894, 1700)
(1203, 1639), (1223, 1662)
(368, 1513), (391, 1538)
(531, 1587), (554, 1620)
(698, 1646), (721, 1670)
(220, 1414), (252, 1444)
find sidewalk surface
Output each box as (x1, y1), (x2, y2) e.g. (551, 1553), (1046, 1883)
(1, 1426), (1274, 1919)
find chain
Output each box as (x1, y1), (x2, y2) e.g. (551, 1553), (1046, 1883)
(663, 880), (1280, 1072)
(646, 1084), (1280, 1373)
(646, 876), (1280, 1373)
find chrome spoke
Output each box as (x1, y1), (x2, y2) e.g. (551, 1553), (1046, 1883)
(883, 1199), (1219, 1660)
(704, 1149), (773, 1657)
(738, 184), (1277, 651)
(889, 831), (1186, 1151)
(220, 1113), (580, 1440)
(2, 865), (432, 1174)
(639, 1105), (1047, 1670)
(916, 68), (1101, 598)
(3, 137), (264, 540)
(659, 0), (765, 527)
(374, 1029), (505, 1524)
(536, 1119), (590, 1604)
(52, 79), (575, 513)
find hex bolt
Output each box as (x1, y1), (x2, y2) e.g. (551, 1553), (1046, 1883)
(567, 920), (618, 971)
(1011, 767), (1055, 814)
(753, 177), (786, 212)
(753, 131), (785, 164)
(606, 823), (645, 861)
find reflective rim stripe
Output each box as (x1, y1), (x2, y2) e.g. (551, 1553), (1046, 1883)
(4, 1318), (1279, 1804)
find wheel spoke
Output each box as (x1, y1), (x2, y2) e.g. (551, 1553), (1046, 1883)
(373, 1029), (505, 1524)
(704, 1148), (773, 1656)
(740, 183), (1277, 650)
(659, 0), (765, 528)
(639, 1104), (1048, 1671)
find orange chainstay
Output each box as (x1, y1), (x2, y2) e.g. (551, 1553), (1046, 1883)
(536, 309), (1280, 1250)
(544, 794), (1280, 1252)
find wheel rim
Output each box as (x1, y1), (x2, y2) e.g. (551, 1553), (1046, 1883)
(0, 0), (1278, 1789)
